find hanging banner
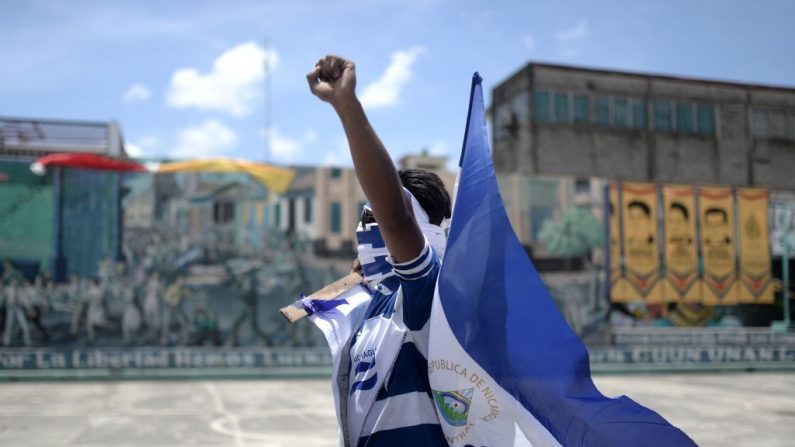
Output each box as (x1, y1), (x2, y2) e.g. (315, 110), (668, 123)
(662, 185), (700, 302)
(737, 188), (774, 304)
(621, 182), (663, 302)
(609, 182), (631, 302)
(699, 186), (738, 305)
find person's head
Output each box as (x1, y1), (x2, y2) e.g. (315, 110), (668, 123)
(398, 169), (451, 226)
(358, 169), (452, 227)
(355, 168), (451, 282)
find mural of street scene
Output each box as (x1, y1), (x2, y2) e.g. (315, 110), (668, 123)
(0, 227), (335, 350)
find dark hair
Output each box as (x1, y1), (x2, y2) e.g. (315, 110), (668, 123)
(670, 202), (689, 220)
(705, 207), (728, 223)
(399, 168), (451, 226)
(627, 200), (651, 217)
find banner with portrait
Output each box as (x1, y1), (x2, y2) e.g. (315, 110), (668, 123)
(608, 182), (631, 302)
(662, 185), (700, 302)
(737, 188), (774, 304)
(620, 182), (663, 302)
(698, 186), (738, 305)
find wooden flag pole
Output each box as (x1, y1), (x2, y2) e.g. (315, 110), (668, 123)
(279, 272), (363, 324)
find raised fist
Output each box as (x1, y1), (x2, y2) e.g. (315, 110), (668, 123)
(307, 55), (357, 106)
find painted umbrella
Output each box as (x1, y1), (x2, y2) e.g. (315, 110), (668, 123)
(31, 152), (147, 175)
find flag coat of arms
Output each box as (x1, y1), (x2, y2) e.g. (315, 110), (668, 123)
(426, 74), (696, 447)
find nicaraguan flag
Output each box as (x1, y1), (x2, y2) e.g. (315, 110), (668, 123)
(426, 74), (697, 447)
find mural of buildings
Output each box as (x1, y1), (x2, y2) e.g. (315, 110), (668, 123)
(0, 117), (128, 280)
(264, 153), (455, 259)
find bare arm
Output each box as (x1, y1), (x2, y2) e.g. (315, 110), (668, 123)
(307, 55), (424, 263)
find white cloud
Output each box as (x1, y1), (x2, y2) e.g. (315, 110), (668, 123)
(360, 47), (425, 110)
(125, 135), (161, 158)
(428, 139), (449, 156)
(126, 143), (143, 157)
(555, 19), (589, 44)
(522, 34), (537, 52)
(322, 136), (353, 166)
(555, 19), (589, 57)
(172, 119), (237, 158)
(166, 41), (278, 117)
(123, 83), (151, 102)
(260, 128), (319, 163)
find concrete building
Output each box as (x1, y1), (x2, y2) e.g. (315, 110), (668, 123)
(491, 62), (795, 188)
(490, 62), (795, 257)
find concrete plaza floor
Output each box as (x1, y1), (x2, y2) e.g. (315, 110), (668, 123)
(0, 373), (793, 446)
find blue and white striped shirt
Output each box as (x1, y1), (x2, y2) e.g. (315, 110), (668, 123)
(347, 242), (447, 446)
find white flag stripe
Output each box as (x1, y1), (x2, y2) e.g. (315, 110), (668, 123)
(428, 286), (562, 447)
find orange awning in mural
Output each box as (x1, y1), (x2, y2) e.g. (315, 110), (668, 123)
(156, 158), (295, 194)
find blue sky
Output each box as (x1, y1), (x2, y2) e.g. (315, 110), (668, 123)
(2, 0), (793, 168)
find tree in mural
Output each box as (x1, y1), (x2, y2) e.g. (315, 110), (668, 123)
(539, 207), (605, 335)
(539, 207), (604, 262)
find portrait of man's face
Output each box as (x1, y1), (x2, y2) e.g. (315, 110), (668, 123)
(667, 202), (692, 247)
(626, 201), (654, 248)
(704, 208), (731, 248)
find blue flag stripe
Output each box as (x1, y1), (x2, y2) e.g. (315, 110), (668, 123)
(438, 75), (696, 446)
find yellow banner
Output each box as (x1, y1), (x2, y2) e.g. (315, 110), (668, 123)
(737, 188), (774, 303)
(699, 186), (738, 304)
(609, 182), (631, 302)
(621, 182), (663, 302)
(662, 185), (700, 302)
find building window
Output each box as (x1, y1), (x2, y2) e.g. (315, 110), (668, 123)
(676, 102), (694, 133)
(595, 96), (611, 127)
(213, 202), (234, 224)
(554, 92), (569, 123)
(330, 202), (341, 234)
(613, 98), (629, 128)
(494, 103), (514, 140)
(511, 92), (530, 123)
(789, 112), (795, 140)
(573, 95), (589, 124)
(273, 203), (281, 227)
(752, 109), (768, 138)
(574, 178), (590, 195)
(697, 104), (715, 135)
(330, 167), (342, 179)
(654, 100), (672, 131)
(532, 91), (550, 123)
(304, 197), (312, 223)
(769, 110), (789, 139)
(632, 99), (647, 129)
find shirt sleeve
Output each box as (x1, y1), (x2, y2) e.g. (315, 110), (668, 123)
(389, 240), (440, 331)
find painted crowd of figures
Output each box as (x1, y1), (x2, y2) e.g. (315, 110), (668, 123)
(0, 229), (331, 349)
